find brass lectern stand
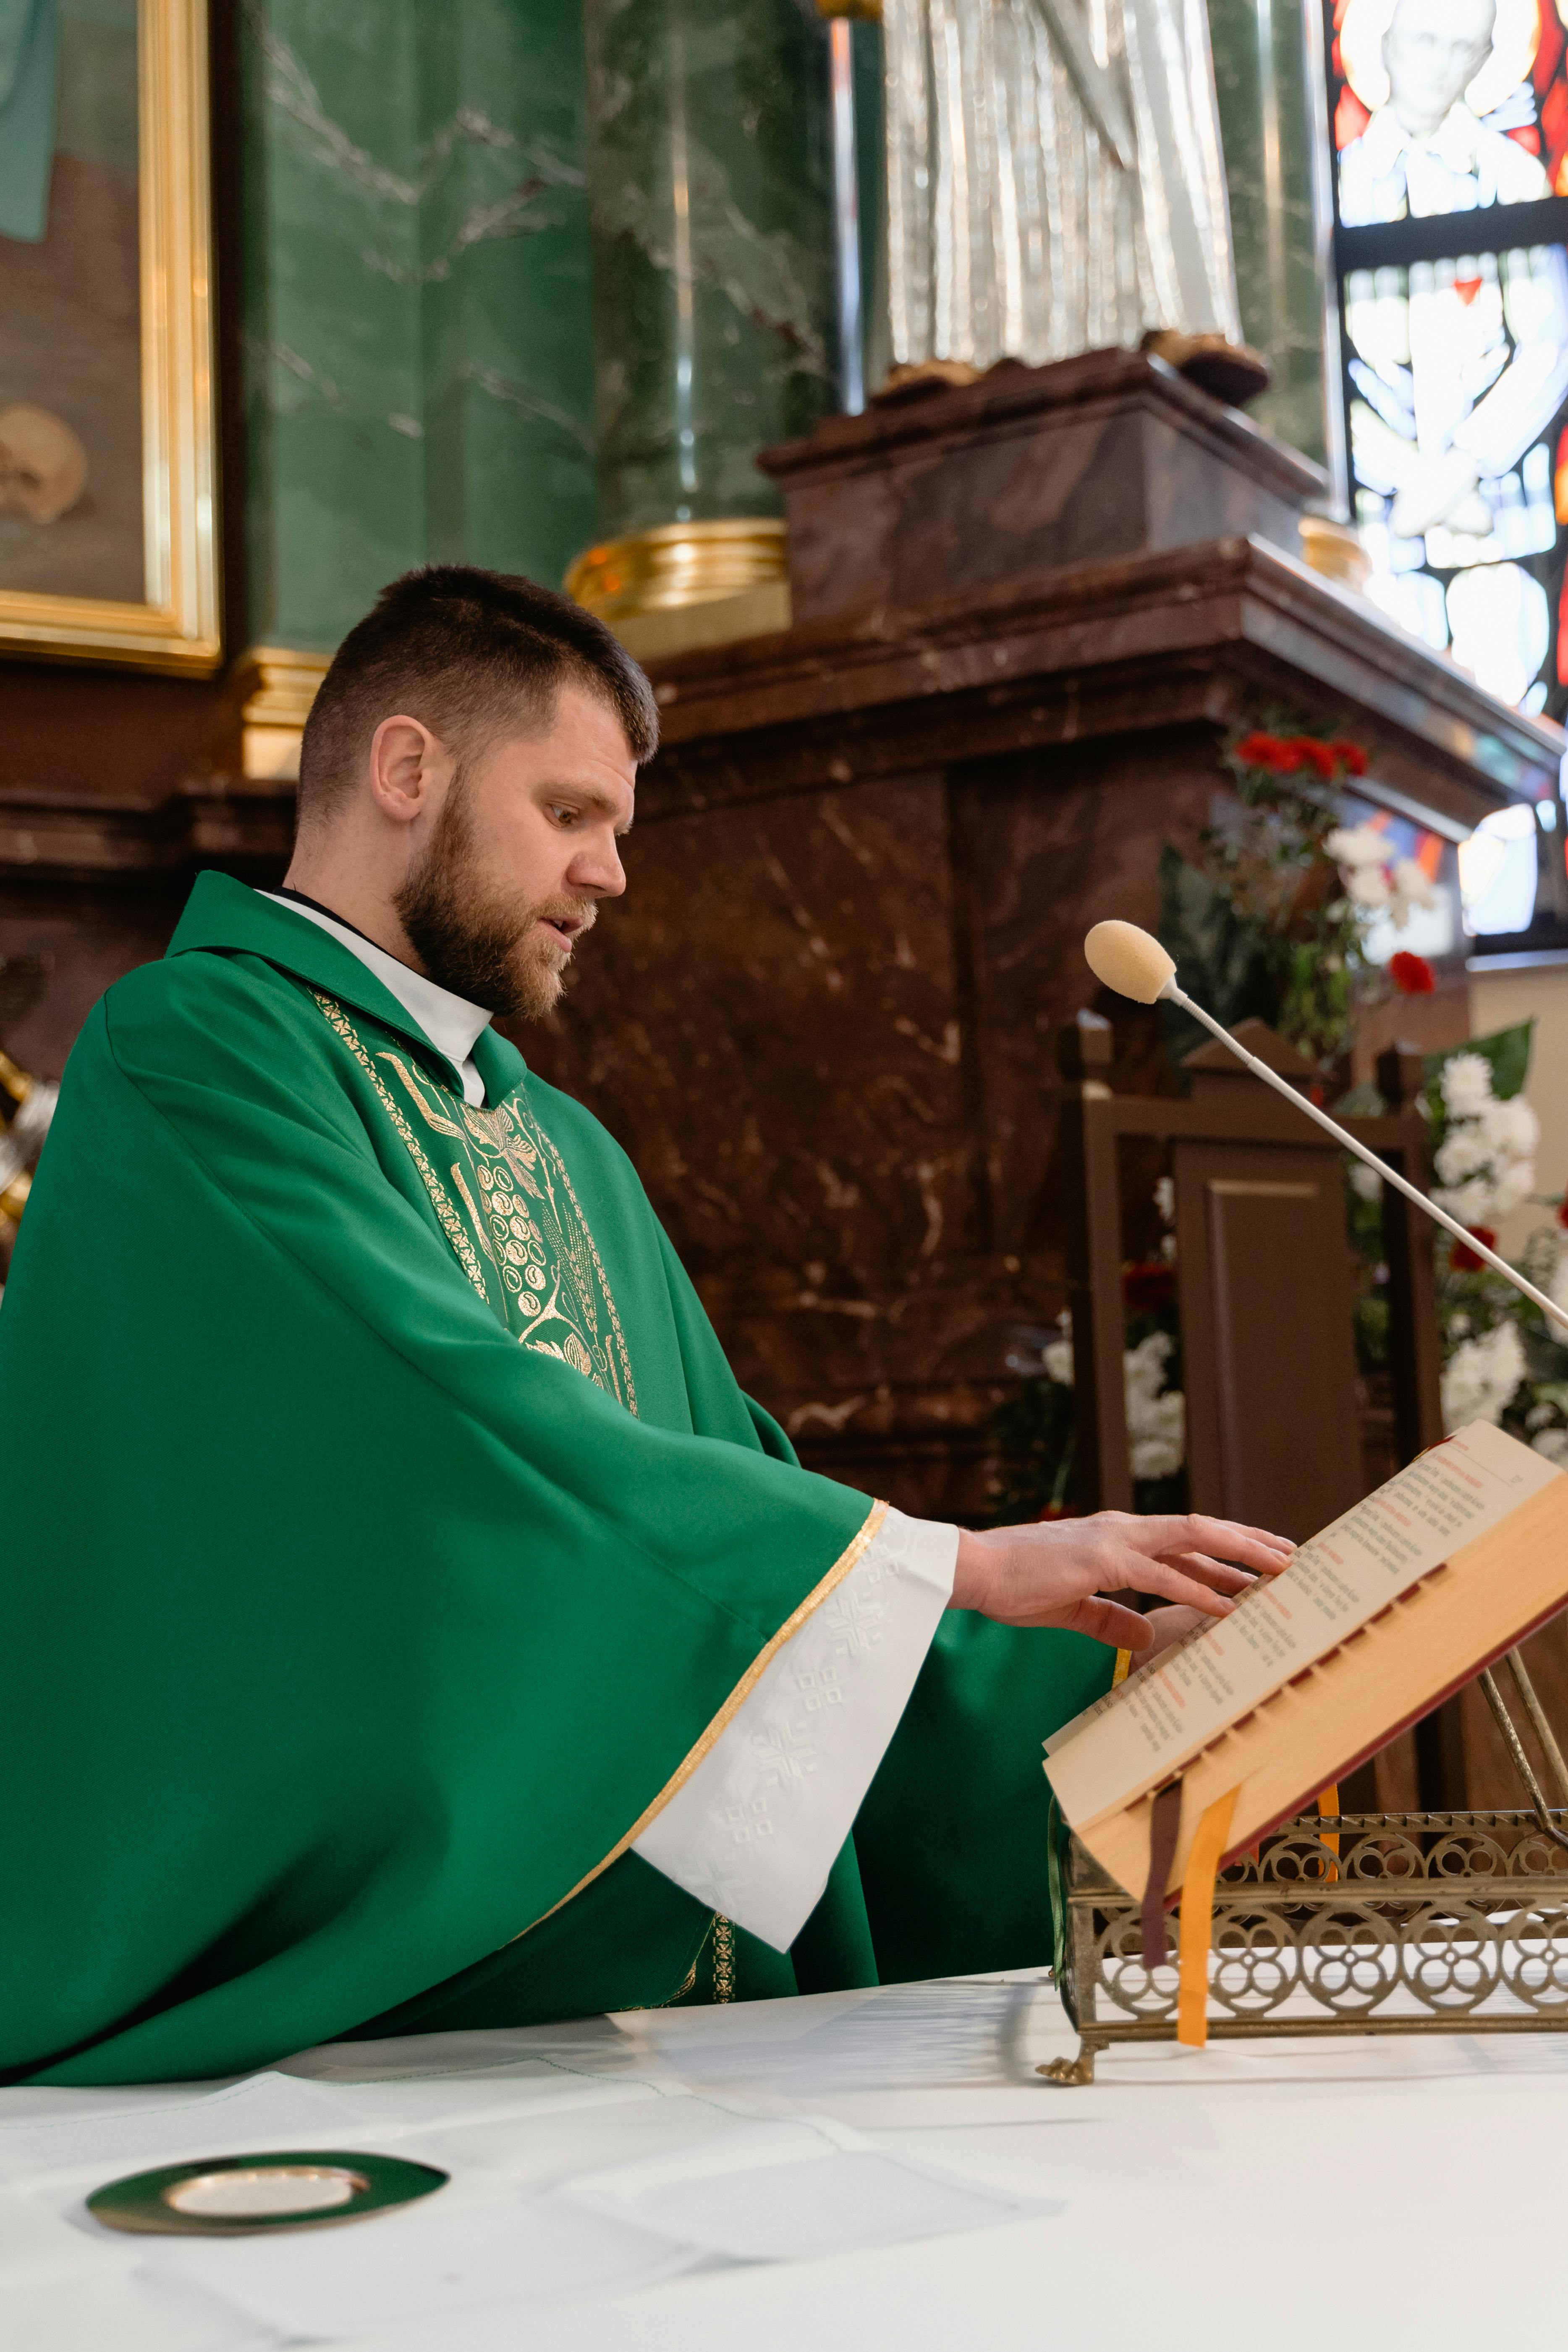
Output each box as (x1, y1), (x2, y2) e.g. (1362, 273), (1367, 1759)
(1041, 1655), (1568, 2084)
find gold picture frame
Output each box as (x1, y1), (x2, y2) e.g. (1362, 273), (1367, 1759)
(0, 0), (219, 673)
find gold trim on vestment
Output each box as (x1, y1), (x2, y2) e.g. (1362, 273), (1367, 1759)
(511, 1497), (891, 1943)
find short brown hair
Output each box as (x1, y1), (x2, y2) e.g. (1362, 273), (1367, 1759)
(296, 565), (659, 828)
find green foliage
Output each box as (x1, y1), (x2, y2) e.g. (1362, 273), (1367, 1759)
(989, 1377), (1076, 1523)
(987, 1299), (1188, 1523)
(1156, 724), (1375, 1078)
(1156, 848), (1279, 1071)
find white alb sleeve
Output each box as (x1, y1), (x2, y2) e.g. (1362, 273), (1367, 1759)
(632, 1507), (958, 1951)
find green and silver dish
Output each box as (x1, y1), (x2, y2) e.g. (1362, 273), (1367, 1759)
(87, 2148), (449, 2236)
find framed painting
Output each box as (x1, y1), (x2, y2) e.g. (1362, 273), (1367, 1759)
(0, 0), (218, 672)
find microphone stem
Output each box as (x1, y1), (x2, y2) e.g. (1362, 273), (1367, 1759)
(1166, 983), (1568, 1336)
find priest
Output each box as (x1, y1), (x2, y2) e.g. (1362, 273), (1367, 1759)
(0, 566), (1290, 2083)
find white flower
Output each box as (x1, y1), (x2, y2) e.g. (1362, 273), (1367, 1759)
(1387, 856), (1440, 930)
(1350, 1161), (1384, 1203)
(1154, 1176), (1175, 1227)
(1441, 1053), (1496, 1120)
(1326, 824), (1388, 868)
(1434, 1128), (1493, 1186)
(1042, 1309), (1074, 1388)
(1130, 1393), (1186, 1482)
(1043, 1337), (1074, 1387)
(1489, 1160), (1536, 1221)
(1532, 1427), (1568, 1467)
(1430, 1055), (1536, 1226)
(1478, 1096), (1539, 1158)
(1432, 1175), (1495, 1224)
(1392, 857), (1438, 909)
(1123, 1331), (1173, 1406)
(1347, 865), (1391, 908)
(1124, 1332), (1186, 1480)
(1441, 1320), (1526, 1431)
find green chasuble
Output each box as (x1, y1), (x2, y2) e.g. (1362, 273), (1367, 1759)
(0, 874), (1113, 2084)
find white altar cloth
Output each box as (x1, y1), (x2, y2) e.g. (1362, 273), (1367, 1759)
(6, 1973), (1566, 2351)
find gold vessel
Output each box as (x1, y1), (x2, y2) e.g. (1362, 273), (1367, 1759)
(566, 519), (792, 662)
(565, 518), (789, 626)
(1299, 513), (1372, 592)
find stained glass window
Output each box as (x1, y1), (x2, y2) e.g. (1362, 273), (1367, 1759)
(1328, 0), (1568, 224)
(1345, 244), (1568, 713)
(1325, 0), (1568, 728)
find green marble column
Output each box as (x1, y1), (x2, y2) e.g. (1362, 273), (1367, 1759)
(240, 0), (424, 652)
(1207, 0), (1332, 471)
(241, 0), (595, 653)
(413, 1), (595, 587)
(582, 0), (838, 542)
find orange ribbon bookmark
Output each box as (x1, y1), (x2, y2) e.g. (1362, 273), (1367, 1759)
(1317, 1784), (1340, 1882)
(1177, 1786), (1237, 2048)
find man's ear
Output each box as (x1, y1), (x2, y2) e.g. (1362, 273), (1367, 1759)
(368, 714), (447, 826)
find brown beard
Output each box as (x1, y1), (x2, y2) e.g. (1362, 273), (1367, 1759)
(393, 776), (594, 1018)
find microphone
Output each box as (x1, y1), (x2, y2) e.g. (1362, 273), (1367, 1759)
(1084, 919), (1568, 1335)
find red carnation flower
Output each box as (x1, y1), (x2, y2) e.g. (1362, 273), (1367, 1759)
(1235, 731), (1282, 767)
(1298, 739), (1339, 780)
(1556, 1193), (1568, 1231)
(1450, 1226), (1498, 1273)
(1123, 1261), (1177, 1315)
(1389, 951), (1436, 995)
(1330, 739), (1369, 776)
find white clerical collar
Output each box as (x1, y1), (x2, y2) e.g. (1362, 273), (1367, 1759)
(260, 889), (492, 1107)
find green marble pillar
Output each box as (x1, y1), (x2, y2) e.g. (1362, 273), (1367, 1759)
(413, 0), (595, 588)
(240, 0), (424, 652)
(241, 0), (595, 653)
(582, 0), (838, 542)
(1207, 0), (1332, 471)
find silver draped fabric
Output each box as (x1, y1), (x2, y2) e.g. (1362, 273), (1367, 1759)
(883, 0), (1243, 372)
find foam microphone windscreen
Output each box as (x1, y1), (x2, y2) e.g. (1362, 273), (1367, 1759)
(1084, 920), (1176, 1004)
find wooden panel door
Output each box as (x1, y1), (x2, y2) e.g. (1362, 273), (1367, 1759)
(1173, 1141), (1366, 1543)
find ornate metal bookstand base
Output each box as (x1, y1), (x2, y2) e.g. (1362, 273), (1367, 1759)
(1041, 1657), (1568, 2085)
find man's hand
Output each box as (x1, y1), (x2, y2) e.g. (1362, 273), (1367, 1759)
(949, 1511), (1294, 1650)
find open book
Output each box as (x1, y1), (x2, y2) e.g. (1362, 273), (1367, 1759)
(1044, 1422), (1568, 1900)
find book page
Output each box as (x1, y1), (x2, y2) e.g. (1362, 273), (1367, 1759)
(1044, 1422), (1562, 1828)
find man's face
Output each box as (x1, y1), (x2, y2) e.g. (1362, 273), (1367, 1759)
(395, 681), (636, 1018)
(1382, 0), (1496, 138)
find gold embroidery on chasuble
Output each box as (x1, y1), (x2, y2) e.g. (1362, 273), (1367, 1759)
(310, 994), (637, 1415)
